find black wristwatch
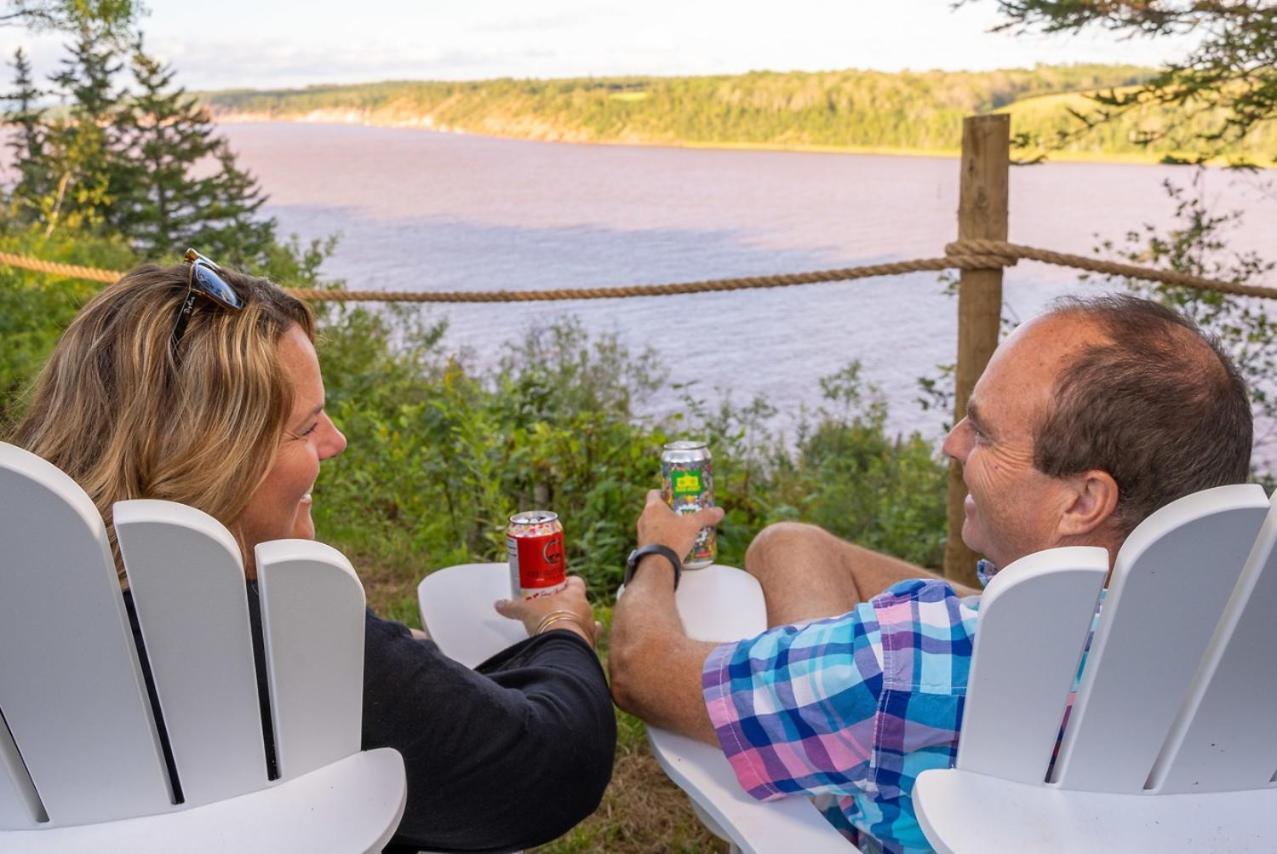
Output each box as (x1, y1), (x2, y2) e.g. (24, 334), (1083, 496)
(624, 544), (683, 589)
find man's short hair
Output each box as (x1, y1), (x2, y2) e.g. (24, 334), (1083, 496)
(1033, 294), (1252, 538)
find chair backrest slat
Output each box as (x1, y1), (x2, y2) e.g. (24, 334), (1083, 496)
(115, 499), (269, 807)
(955, 547), (1107, 783)
(0, 443), (172, 826)
(257, 540), (365, 781)
(1053, 484), (1270, 793)
(0, 709), (45, 828)
(1150, 492), (1277, 793)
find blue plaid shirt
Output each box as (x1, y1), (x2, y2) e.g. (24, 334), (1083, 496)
(702, 578), (981, 853)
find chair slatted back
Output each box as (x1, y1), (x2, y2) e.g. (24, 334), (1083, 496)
(1150, 491), (1277, 793)
(954, 547), (1108, 784)
(0, 711), (45, 827)
(1052, 484), (1270, 793)
(0, 444), (171, 827)
(114, 499), (268, 808)
(256, 539), (365, 780)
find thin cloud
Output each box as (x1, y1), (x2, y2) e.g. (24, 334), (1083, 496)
(472, 11), (585, 36)
(0, 0), (1204, 91)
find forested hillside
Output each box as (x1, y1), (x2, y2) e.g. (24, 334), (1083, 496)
(200, 65), (1276, 162)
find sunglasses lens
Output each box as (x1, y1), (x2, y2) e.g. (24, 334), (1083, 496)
(192, 263), (244, 310)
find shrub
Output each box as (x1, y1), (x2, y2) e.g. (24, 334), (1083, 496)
(312, 309), (950, 598)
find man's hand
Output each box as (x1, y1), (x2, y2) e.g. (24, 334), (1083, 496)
(607, 490), (725, 744)
(637, 488), (725, 561)
(495, 575), (602, 647)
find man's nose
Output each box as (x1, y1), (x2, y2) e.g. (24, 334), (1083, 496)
(942, 418), (970, 463)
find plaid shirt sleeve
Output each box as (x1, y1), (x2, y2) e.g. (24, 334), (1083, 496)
(701, 599), (887, 800)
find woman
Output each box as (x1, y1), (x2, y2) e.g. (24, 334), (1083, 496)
(8, 251), (616, 852)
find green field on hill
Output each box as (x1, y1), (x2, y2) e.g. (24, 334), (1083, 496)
(200, 65), (1276, 164)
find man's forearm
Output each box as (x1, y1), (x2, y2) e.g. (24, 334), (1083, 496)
(610, 555), (720, 744)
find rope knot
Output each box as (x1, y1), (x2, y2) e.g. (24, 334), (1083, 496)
(944, 239), (1019, 271)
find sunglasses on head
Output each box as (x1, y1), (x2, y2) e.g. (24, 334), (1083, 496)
(172, 248), (245, 352)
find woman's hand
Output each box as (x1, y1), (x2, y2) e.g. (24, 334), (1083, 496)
(495, 575), (602, 647)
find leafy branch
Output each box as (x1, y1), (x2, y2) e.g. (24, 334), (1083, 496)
(974, 1), (1277, 165)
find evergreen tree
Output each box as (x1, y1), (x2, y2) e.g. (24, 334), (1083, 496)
(115, 43), (221, 255)
(2, 46), (50, 222)
(42, 19), (128, 231)
(187, 139), (276, 266)
(116, 40), (276, 263)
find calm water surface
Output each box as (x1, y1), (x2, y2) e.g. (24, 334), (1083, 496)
(219, 122), (1277, 442)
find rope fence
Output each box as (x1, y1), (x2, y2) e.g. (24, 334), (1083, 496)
(3, 240), (1275, 302)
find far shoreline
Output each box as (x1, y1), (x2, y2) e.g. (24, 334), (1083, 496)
(211, 113), (1261, 170)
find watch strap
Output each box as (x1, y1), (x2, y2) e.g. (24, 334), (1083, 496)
(624, 544), (683, 589)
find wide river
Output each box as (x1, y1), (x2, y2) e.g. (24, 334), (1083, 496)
(219, 122), (1276, 443)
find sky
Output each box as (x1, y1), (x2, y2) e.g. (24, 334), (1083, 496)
(1, 0), (1201, 91)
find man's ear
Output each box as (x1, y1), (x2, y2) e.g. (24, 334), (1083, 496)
(1059, 469), (1119, 538)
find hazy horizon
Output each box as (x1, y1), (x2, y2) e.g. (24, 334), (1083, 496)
(1, 1), (1199, 92)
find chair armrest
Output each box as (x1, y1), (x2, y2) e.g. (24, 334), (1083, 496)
(641, 565), (857, 853)
(1, 749), (406, 854)
(667, 564), (770, 643)
(418, 563), (526, 668)
(648, 727), (854, 854)
(915, 767), (1277, 854)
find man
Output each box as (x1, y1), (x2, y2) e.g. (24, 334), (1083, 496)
(609, 295), (1253, 853)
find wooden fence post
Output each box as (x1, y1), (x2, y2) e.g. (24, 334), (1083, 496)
(943, 114), (1010, 587)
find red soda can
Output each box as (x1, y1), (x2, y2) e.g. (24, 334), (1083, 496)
(506, 510), (568, 599)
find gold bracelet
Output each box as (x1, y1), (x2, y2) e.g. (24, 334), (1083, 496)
(538, 615), (593, 646)
(537, 614), (579, 634)
(535, 610), (595, 647)
(537, 613), (585, 636)
(534, 609), (581, 634)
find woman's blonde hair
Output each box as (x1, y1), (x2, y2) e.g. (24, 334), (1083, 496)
(8, 260), (314, 580)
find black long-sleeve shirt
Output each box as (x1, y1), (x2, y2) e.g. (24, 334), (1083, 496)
(364, 611), (616, 852)
(128, 590), (616, 852)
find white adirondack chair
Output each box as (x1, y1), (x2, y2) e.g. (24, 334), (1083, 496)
(0, 442), (406, 853)
(915, 482), (1277, 853)
(417, 562), (853, 853)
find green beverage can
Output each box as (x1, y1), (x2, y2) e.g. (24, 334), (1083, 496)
(661, 440), (716, 569)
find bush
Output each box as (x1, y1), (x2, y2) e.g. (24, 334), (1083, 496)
(314, 310), (671, 593)
(312, 308), (950, 598)
(776, 363), (948, 568)
(0, 229), (134, 426)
